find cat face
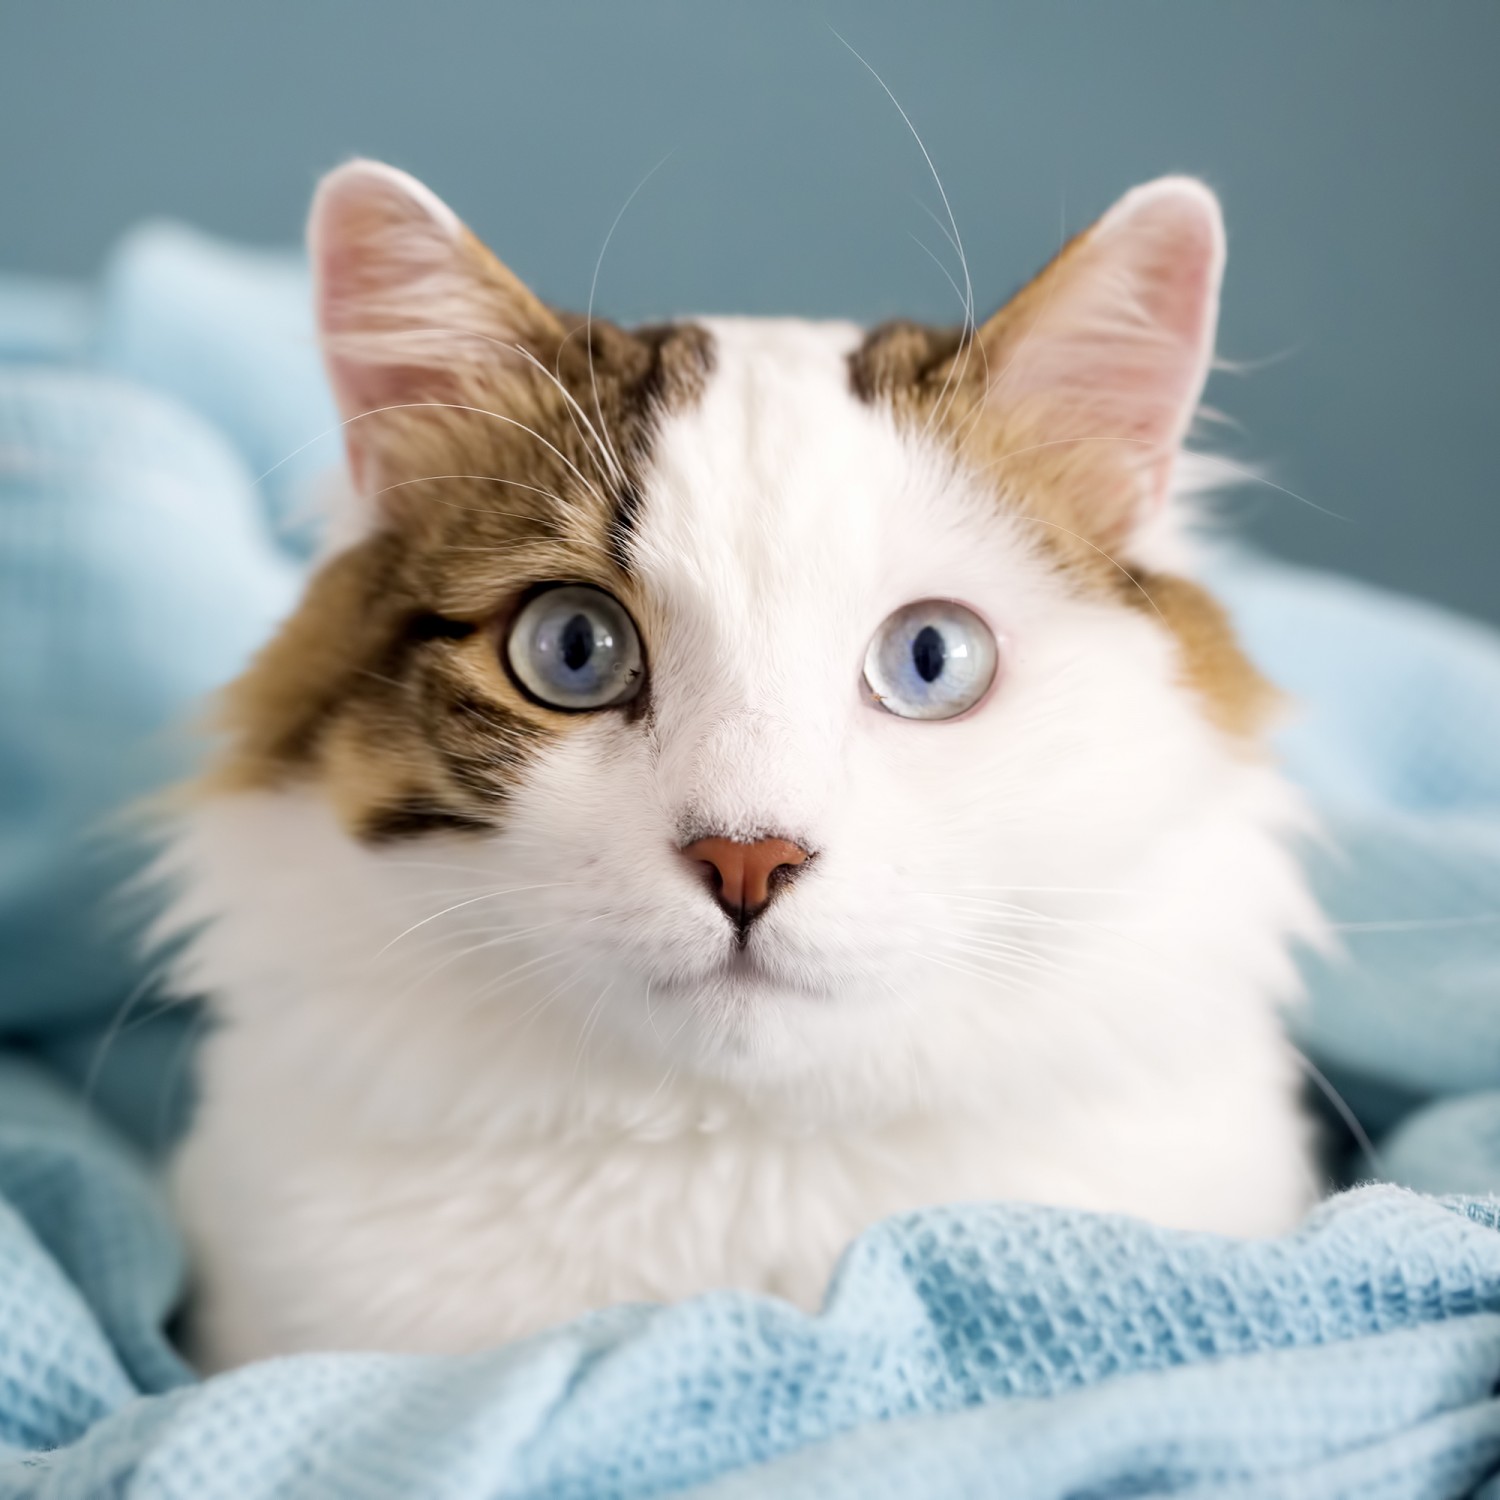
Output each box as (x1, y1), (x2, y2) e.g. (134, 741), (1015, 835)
(208, 162), (1272, 1096)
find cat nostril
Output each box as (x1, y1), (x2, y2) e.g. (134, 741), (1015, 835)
(680, 836), (810, 930)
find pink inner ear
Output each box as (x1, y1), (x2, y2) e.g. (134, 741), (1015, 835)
(1110, 183), (1222, 352)
(308, 160), (484, 492)
(994, 178), (1225, 521)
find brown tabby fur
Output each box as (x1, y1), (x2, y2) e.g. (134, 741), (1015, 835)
(211, 316), (712, 841)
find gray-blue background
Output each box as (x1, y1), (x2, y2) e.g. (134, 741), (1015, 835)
(1, 2), (1495, 622)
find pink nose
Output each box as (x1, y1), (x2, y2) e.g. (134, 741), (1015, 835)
(680, 836), (810, 927)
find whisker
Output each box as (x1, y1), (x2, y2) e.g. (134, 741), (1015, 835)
(644, 976), (660, 1040)
(153, 1002), (209, 1154)
(1186, 451), (1351, 523)
(82, 968), (162, 1120)
(391, 401), (609, 508)
(831, 27), (975, 436)
(1332, 915), (1500, 933)
(947, 247), (1081, 457)
(391, 916), (595, 1005)
(377, 882), (576, 956)
(908, 231), (969, 315)
(300, 400), (613, 512)
(914, 195), (964, 265)
(453, 947), (579, 1019)
(441, 538), (615, 561)
(372, 473), (582, 517)
(585, 152), (676, 484)
(335, 320), (624, 495)
(920, 882), (1140, 896)
(1012, 513), (1170, 628)
(949, 170), (1085, 456)
(940, 937), (1078, 982)
(1294, 1048), (1386, 1179)
(914, 948), (1034, 999)
(570, 978), (616, 1088)
(501, 960), (592, 1040)
(967, 432), (1350, 524)
(509, 342), (625, 489)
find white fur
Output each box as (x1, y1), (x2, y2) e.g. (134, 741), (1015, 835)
(168, 316), (1324, 1367)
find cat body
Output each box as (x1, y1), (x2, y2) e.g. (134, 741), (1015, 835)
(166, 164), (1322, 1366)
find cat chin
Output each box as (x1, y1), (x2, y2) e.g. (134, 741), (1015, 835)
(648, 946), (850, 1006)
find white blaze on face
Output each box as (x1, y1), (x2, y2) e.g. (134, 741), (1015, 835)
(630, 319), (878, 842)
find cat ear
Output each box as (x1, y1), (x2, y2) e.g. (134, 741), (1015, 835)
(974, 176), (1225, 539)
(309, 158), (564, 492)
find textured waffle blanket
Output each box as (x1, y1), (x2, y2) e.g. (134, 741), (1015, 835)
(2, 227), (1500, 1498)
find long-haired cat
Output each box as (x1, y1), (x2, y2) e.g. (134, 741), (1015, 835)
(164, 160), (1323, 1367)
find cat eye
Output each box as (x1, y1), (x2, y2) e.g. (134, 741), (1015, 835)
(862, 600), (998, 720)
(505, 585), (644, 711)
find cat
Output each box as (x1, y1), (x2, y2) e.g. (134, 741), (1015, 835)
(163, 159), (1324, 1367)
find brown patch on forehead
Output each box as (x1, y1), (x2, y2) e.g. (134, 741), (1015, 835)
(210, 317), (714, 841)
(848, 319), (1276, 741)
(847, 320), (965, 404)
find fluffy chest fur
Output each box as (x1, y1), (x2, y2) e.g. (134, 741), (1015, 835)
(166, 164), (1323, 1367)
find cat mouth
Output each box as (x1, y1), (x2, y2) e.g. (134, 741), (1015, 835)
(651, 942), (822, 1002)
(720, 947), (773, 982)
(660, 943), (833, 1001)
(658, 947), (773, 993)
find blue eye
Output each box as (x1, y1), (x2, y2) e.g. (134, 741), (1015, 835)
(506, 586), (644, 710)
(863, 600), (998, 720)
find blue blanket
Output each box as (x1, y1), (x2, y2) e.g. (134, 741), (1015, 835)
(2, 225), (1500, 1498)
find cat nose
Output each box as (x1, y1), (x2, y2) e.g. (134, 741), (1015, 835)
(680, 836), (810, 931)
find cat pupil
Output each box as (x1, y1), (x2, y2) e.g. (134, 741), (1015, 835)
(561, 614), (595, 673)
(911, 625), (946, 684)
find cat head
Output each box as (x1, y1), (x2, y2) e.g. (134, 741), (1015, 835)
(204, 160), (1279, 1106)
